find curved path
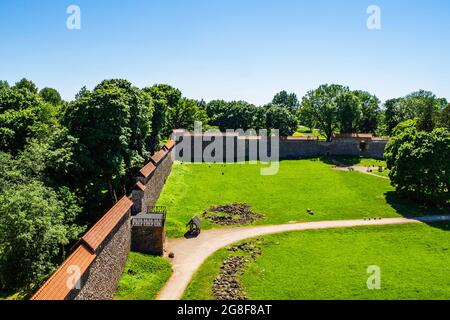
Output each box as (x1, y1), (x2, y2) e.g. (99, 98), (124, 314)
(157, 215), (449, 300)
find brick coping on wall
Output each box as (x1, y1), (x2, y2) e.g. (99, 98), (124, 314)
(31, 141), (176, 301)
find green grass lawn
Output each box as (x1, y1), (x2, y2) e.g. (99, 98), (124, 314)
(114, 252), (172, 300)
(183, 222), (450, 300)
(157, 159), (445, 238)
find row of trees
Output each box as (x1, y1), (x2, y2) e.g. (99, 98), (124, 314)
(0, 79), (197, 292)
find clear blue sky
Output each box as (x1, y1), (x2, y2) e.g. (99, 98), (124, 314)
(1, 0), (449, 104)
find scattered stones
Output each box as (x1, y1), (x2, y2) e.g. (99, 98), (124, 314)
(203, 204), (265, 226)
(212, 240), (263, 301)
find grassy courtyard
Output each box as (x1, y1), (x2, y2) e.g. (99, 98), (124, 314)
(183, 222), (450, 300)
(114, 252), (172, 300)
(157, 159), (443, 238)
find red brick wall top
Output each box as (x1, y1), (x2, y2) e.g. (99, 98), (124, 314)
(332, 133), (373, 139)
(82, 196), (133, 252)
(151, 149), (169, 165)
(139, 161), (156, 178)
(163, 140), (176, 151)
(31, 244), (96, 300)
(133, 181), (146, 191)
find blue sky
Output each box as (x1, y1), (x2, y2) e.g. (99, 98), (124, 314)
(1, 0), (449, 104)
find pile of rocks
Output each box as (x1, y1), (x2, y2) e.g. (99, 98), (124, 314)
(213, 256), (249, 300)
(203, 204), (264, 225)
(212, 240), (264, 300)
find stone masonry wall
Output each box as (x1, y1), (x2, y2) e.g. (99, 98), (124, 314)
(73, 211), (131, 300)
(174, 135), (388, 161)
(141, 153), (174, 214)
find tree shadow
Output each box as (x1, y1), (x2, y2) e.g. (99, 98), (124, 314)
(319, 156), (360, 167)
(385, 191), (450, 231)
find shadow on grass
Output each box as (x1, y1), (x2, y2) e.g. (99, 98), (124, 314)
(385, 191), (450, 231)
(318, 156), (361, 167)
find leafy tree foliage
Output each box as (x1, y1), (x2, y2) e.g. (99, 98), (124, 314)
(14, 78), (38, 94)
(299, 84), (348, 141)
(353, 91), (380, 133)
(64, 79), (153, 206)
(266, 105), (298, 136)
(39, 87), (63, 106)
(336, 92), (362, 133)
(437, 103), (450, 130)
(0, 181), (83, 290)
(144, 84), (182, 152)
(166, 98), (208, 132)
(0, 81), (9, 92)
(207, 101), (262, 131)
(0, 87), (58, 154)
(385, 123), (450, 206)
(272, 90), (299, 114)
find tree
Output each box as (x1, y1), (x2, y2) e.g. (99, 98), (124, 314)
(14, 78), (38, 94)
(272, 91), (299, 114)
(0, 181), (83, 290)
(299, 84), (349, 141)
(166, 98), (208, 132)
(266, 105), (298, 136)
(336, 92), (362, 133)
(383, 98), (403, 136)
(398, 91), (446, 132)
(39, 87), (63, 106)
(0, 87), (57, 154)
(144, 84), (182, 152)
(206, 100), (263, 132)
(64, 79), (153, 207)
(437, 104), (450, 130)
(353, 91), (380, 133)
(0, 81), (9, 92)
(385, 123), (450, 206)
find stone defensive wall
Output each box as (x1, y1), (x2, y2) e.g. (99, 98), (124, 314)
(31, 141), (176, 301)
(173, 131), (388, 162)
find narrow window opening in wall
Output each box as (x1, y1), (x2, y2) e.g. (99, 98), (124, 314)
(359, 140), (367, 151)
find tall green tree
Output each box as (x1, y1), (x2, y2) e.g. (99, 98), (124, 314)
(143, 84), (182, 152)
(166, 98), (208, 132)
(14, 78), (38, 94)
(336, 92), (362, 133)
(299, 84), (349, 141)
(0, 181), (83, 290)
(39, 87), (63, 106)
(437, 103), (450, 130)
(383, 98), (403, 136)
(266, 105), (298, 136)
(353, 91), (380, 133)
(272, 90), (299, 114)
(65, 79), (153, 207)
(0, 87), (57, 154)
(385, 122), (450, 206)
(0, 81), (9, 92)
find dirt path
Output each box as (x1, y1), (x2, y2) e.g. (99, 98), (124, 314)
(156, 215), (449, 300)
(333, 165), (390, 179)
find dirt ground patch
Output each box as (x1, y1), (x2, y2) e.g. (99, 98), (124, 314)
(203, 204), (265, 226)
